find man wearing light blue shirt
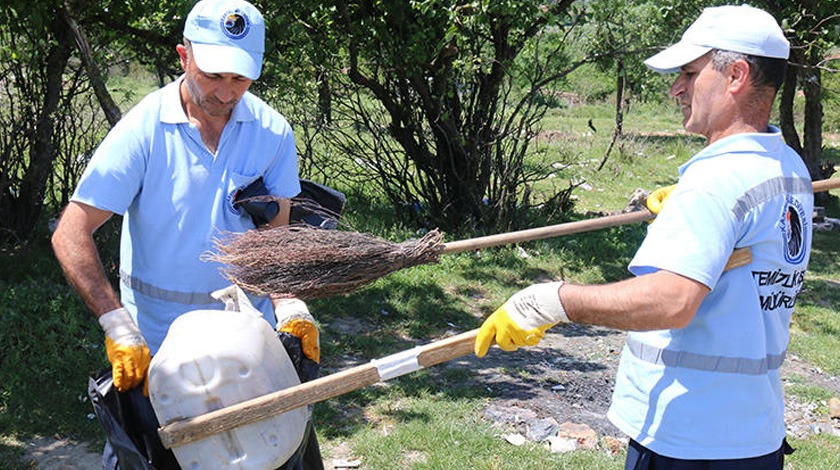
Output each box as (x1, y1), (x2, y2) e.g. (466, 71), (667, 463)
(475, 5), (812, 468)
(52, 1), (323, 468)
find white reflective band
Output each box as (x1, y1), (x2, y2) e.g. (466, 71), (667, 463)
(731, 176), (812, 220)
(626, 336), (786, 375)
(370, 346), (423, 381)
(120, 270), (217, 305)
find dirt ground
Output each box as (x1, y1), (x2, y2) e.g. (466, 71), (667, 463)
(21, 322), (839, 468)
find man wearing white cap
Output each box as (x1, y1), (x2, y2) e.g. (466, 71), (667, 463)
(52, 0), (324, 468)
(475, 4), (812, 468)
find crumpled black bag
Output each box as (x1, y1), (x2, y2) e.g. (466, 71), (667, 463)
(234, 178), (345, 229)
(290, 179), (346, 229)
(88, 371), (176, 470)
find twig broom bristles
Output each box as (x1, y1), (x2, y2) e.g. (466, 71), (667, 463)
(208, 225), (445, 299)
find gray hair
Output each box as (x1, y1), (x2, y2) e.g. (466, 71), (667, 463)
(711, 49), (787, 92)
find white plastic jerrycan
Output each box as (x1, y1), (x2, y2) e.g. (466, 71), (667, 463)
(149, 285), (307, 470)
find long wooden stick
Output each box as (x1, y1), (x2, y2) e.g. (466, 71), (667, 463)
(441, 177), (840, 255)
(158, 177), (840, 449)
(443, 209), (654, 254)
(157, 243), (756, 449)
(158, 329), (479, 449)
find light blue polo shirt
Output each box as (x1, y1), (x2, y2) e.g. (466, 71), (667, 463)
(73, 76), (300, 354)
(607, 127), (813, 459)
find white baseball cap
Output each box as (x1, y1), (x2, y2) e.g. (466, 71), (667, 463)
(183, 0), (265, 80)
(644, 4), (789, 74)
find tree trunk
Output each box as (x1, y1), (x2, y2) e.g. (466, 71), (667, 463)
(779, 46), (804, 155)
(6, 18), (75, 241)
(599, 58), (625, 171)
(63, 2), (122, 127)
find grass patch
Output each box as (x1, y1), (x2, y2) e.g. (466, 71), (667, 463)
(315, 377), (624, 469)
(790, 231), (840, 375)
(787, 434), (840, 468)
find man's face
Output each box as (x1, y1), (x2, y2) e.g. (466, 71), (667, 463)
(669, 52), (731, 141)
(178, 44), (252, 118)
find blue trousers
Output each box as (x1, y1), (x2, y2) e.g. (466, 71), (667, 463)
(625, 438), (794, 470)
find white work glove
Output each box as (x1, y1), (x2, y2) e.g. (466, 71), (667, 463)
(475, 281), (568, 357)
(274, 298), (320, 363)
(99, 307), (151, 394)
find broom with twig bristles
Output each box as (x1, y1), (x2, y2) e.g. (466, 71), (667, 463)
(207, 225), (446, 299)
(208, 177), (840, 300)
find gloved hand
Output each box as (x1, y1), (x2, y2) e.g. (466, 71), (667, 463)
(274, 298), (320, 363)
(475, 281), (568, 358)
(98, 307), (151, 394)
(646, 184), (676, 214)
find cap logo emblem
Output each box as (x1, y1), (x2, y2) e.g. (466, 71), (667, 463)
(221, 9), (250, 39)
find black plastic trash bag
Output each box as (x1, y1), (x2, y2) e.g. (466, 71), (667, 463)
(88, 370), (178, 470)
(291, 179), (346, 229)
(234, 178), (346, 229)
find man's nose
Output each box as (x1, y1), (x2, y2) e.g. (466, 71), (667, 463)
(216, 85), (236, 103)
(669, 77), (684, 98)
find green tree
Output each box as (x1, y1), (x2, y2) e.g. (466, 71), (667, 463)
(0, 2), (76, 243)
(0, 0), (186, 244)
(642, 0), (839, 199)
(272, 0), (589, 233)
(764, 0), (840, 203)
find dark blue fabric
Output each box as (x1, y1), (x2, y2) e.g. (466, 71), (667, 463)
(625, 438), (794, 470)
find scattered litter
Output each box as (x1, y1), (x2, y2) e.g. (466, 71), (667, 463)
(332, 458), (362, 468)
(503, 433), (528, 446)
(551, 384), (566, 391)
(516, 246), (530, 259)
(547, 435), (577, 453)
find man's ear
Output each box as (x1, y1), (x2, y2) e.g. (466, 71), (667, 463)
(728, 59), (750, 93)
(176, 44), (188, 72)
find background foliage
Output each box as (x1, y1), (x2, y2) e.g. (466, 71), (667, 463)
(1, 0), (838, 242)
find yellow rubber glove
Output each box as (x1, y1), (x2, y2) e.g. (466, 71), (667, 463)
(99, 307), (151, 394)
(275, 298), (320, 363)
(475, 281), (568, 358)
(646, 184), (676, 215)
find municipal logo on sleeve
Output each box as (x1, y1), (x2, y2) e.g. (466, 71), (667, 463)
(780, 195), (808, 265)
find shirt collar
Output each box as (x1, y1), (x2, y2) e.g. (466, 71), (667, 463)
(159, 75), (256, 125)
(679, 126), (783, 176)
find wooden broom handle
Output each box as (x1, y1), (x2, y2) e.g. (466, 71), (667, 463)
(158, 329), (479, 449)
(158, 177), (840, 449)
(443, 209), (655, 254)
(441, 177), (840, 255)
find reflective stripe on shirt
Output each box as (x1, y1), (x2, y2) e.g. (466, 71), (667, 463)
(625, 335), (786, 375)
(120, 270), (217, 305)
(731, 176), (812, 220)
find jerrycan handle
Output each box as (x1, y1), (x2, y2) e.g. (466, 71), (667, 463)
(210, 284), (264, 318)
